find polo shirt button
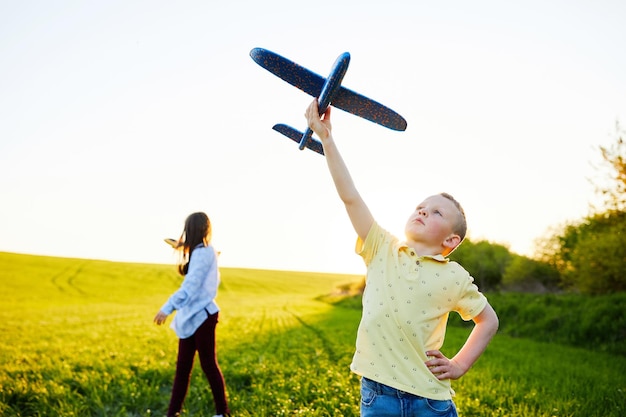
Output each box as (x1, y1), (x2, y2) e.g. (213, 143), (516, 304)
(410, 251), (415, 256)
(416, 260), (420, 266)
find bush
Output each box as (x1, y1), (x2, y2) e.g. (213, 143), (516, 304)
(501, 255), (560, 292)
(448, 292), (626, 355)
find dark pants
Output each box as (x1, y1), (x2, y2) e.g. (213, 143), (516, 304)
(167, 312), (229, 417)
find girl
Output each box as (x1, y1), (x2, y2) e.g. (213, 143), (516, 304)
(154, 212), (230, 417)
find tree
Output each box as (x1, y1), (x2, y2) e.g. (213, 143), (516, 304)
(592, 121), (626, 212)
(502, 254), (561, 292)
(535, 201), (626, 295)
(450, 239), (512, 291)
(534, 121), (626, 294)
(560, 211), (626, 294)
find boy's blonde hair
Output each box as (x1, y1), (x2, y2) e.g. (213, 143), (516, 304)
(440, 192), (467, 242)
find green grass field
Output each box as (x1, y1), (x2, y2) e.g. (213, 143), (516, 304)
(1, 252), (624, 416)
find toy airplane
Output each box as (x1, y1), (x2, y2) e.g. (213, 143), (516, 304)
(250, 48), (407, 155)
(164, 238), (182, 249)
(164, 238), (222, 257)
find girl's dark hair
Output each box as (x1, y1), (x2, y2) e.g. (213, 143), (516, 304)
(177, 212), (212, 275)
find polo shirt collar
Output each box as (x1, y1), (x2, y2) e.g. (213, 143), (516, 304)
(397, 241), (448, 262)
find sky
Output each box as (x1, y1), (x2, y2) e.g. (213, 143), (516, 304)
(1, 1), (625, 274)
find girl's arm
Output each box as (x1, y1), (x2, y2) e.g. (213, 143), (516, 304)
(158, 246), (216, 315)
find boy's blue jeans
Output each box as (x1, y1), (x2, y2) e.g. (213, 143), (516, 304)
(360, 377), (458, 417)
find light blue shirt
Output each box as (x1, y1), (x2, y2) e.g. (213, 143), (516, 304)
(160, 244), (220, 339)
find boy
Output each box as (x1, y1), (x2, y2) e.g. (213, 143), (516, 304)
(305, 100), (499, 417)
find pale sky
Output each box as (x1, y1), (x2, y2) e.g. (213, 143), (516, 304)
(1, 1), (625, 274)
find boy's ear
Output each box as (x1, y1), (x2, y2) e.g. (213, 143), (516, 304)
(442, 234), (461, 255)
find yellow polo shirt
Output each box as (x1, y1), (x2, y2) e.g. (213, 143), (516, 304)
(350, 222), (487, 400)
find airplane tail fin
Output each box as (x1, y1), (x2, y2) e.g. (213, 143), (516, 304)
(272, 124), (325, 155)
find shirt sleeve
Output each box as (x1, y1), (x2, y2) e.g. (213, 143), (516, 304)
(356, 222), (384, 265)
(452, 263), (488, 321)
(160, 246), (216, 314)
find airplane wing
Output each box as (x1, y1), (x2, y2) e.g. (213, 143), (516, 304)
(250, 48), (324, 97)
(272, 124), (325, 155)
(333, 87), (407, 131)
(250, 48), (407, 132)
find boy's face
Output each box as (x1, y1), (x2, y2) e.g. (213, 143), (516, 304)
(404, 194), (460, 250)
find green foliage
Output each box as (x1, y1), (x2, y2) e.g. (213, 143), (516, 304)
(448, 292), (626, 356)
(534, 123), (626, 294)
(501, 254), (560, 291)
(592, 121), (626, 212)
(449, 239), (512, 291)
(567, 211), (626, 294)
(541, 210), (626, 294)
(1, 252), (625, 416)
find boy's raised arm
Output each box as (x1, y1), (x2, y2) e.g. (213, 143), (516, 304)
(306, 100), (374, 241)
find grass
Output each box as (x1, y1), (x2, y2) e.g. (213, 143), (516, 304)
(0, 252), (624, 416)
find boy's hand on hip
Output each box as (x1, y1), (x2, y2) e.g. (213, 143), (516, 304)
(425, 350), (465, 380)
